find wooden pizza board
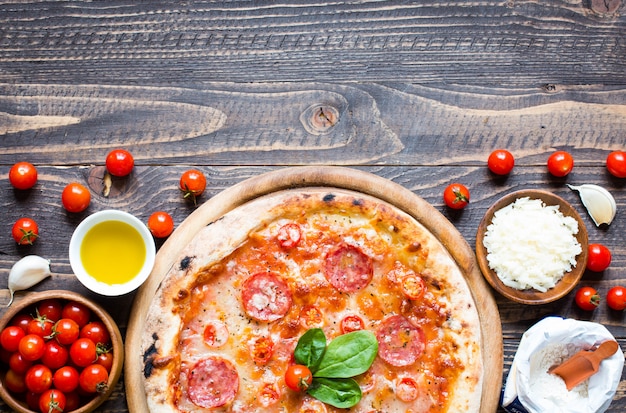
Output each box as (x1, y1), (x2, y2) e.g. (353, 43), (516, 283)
(125, 166), (502, 413)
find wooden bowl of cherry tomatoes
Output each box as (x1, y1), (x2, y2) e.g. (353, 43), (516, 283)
(0, 290), (123, 413)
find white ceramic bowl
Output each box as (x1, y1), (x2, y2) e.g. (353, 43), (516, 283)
(69, 209), (156, 296)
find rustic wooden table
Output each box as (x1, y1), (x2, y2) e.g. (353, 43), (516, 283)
(1, 1), (625, 412)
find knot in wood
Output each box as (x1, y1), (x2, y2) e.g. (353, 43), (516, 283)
(589, 0), (621, 14)
(301, 105), (339, 135)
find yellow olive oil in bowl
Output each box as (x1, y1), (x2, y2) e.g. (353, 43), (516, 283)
(70, 210), (156, 296)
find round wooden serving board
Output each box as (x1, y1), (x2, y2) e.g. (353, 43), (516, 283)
(125, 166), (503, 412)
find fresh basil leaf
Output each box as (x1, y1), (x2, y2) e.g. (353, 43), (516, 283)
(294, 328), (327, 370)
(314, 330), (378, 378)
(307, 377), (362, 408)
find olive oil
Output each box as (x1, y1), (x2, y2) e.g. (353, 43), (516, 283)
(80, 220), (145, 285)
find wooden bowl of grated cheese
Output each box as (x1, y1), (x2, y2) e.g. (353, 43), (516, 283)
(476, 189), (588, 305)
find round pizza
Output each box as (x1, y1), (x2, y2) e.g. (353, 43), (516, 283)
(141, 188), (483, 412)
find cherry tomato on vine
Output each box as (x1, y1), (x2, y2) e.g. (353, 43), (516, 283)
(547, 151), (574, 177)
(105, 149), (134, 177)
(62, 182), (91, 213)
(574, 286), (600, 311)
(79, 363), (109, 393)
(606, 151), (626, 178)
(9, 162), (38, 190)
(284, 364), (313, 392)
(12, 217), (39, 245)
(443, 183), (470, 210)
(587, 243), (611, 272)
(147, 211), (175, 238)
(487, 149), (515, 175)
(607, 286), (626, 311)
(38, 388), (66, 413)
(179, 169), (206, 205)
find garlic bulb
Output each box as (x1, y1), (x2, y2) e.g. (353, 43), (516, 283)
(567, 184), (617, 227)
(6, 255), (51, 307)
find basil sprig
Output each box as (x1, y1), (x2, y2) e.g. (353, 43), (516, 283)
(293, 328), (378, 408)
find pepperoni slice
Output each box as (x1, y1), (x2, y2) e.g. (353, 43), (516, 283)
(376, 315), (425, 367)
(241, 272), (293, 322)
(187, 357), (239, 408)
(277, 223), (302, 248)
(324, 244), (373, 292)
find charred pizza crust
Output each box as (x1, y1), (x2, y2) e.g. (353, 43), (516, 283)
(142, 188), (483, 412)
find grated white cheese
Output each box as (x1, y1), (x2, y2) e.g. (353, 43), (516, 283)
(483, 197), (581, 292)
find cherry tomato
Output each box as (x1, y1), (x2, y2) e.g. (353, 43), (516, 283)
(396, 377), (419, 402)
(12, 313), (33, 332)
(64, 391), (81, 411)
(96, 351), (114, 373)
(70, 338), (97, 367)
(299, 305), (323, 328)
(401, 273), (426, 301)
(53, 365), (80, 393)
(79, 363), (109, 393)
(61, 301), (92, 328)
(25, 364), (53, 393)
(606, 151), (626, 178)
(25, 391), (40, 410)
(4, 369), (27, 393)
(62, 182), (91, 213)
(12, 217), (39, 245)
(53, 318), (80, 345)
(179, 169), (206, 205)
(574, 286), (600, 311)
(41, 340), (69, 370)
(487, 149), (515, 175)
(251, 336), (274, 365)
(147, 211), (175, 238)
(105, 148), (134, 177)
(80, 321), (110, 346)
(18, 334), (46, 361)
(443, 183), (470, 210)
(587, 243), (611, 272)
(9, 161), (38, 190)
(607, 286), (626, 311)
(27, 315), (54, 338)
(547, 151), (574, 177)
(285, 364), (313, 392)
(277, 223), (302, 248)
(37, 299), (63, 323)
(9, 351), (33, 374)
(340, 315), (365, 334)
(1, 326), (26, 352)
(38, 388), (66, 413)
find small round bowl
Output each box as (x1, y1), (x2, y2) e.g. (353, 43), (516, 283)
(476, 190), (588, 305)
(69, 210), (156, 296)
(0, 290), (124, 413)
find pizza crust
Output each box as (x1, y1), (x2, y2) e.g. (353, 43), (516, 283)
(142, 188), (483, 412)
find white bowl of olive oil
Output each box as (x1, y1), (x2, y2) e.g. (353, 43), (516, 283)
(69, 210), (156, 296)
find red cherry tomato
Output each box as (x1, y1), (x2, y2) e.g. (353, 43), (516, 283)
(64, 391), (81, 411)
(9, 162), (38, 190)
(80, 321), (110, 346)
(340, 315), (365, 334)
(401, 273), (426, 301)
(38, 388), (67, 413)
(179, 169), (206, 205)
(12, 217), (39, 245)
(284, 364), (313, 392)
(37, 299), (63, 323)
(607, 286), (626, 311)
(62, 182), (91, 213)
(25, 364), (53, 393)
(54, 318), (80, 345)
(27, 316), (54, 338)
(251, 336), (274, 365)
(587, 243), (611, 272)
(147, 211), (175, 238)
(11, 314), (33, 332)
(69, 338), (97, 367)
(105, 148), (134, 177)
(18, 334), (46, 361)
(574, 286), (600, 311)
(277, 223), (302, 248)
(1, 326), (26, 352)
(52, 365), (80, 393)
(487, 149), (515, 175)
(4, 369), (27, 393)
(96, 351), (114, 373)
(61, 301), (92, 328)
(9, 352), (33, 375)
(547, 151), (574, 177)
(41, 340), (69, 370)
(443, 183), (470, 210)
(78, 363), (109, 393)
(606, 151), (626, 178)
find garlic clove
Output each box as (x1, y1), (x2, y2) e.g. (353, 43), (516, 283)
(567, 184), (617, 227)
(7, 255), (51, 307)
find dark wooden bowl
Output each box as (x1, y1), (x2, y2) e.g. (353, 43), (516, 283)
(476, 190), (588, 305)
(0, 290), (124, 413)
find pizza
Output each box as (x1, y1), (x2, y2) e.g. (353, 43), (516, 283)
(141, 188), (483, 412)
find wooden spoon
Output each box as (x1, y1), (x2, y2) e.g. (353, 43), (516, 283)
(549, 340), (620, 390)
